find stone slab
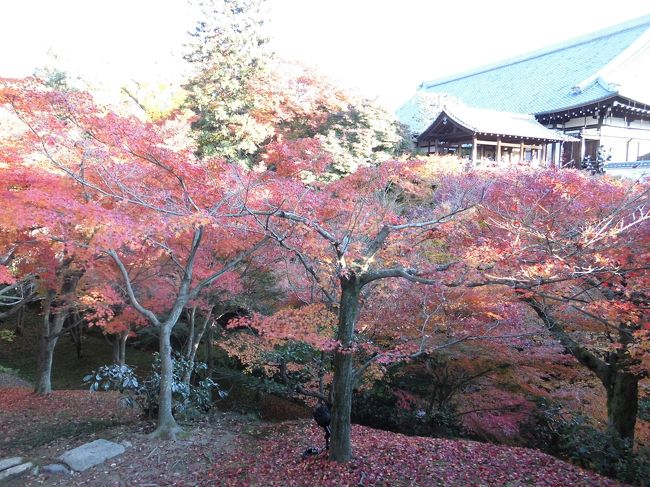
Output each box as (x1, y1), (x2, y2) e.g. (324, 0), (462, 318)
(0, 462), (33, 483)
(0, 457), (22, 472)
(58, 439), (125, 472)
(42, 463), (71, 475)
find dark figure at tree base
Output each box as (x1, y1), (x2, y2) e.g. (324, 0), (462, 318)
(313, 403), (331, 450)
(301, 446), (319, 460)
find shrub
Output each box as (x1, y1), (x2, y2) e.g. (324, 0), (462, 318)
(560, 421), (650, 485)
(0, 364), (19, 375)
(0, 329), (16, 342)
(523, 400), (650, 486)
(351, 385), (463, 438)
(84, 353), (226, 419)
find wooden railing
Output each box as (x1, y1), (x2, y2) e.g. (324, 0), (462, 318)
(604, 161), (650, 169)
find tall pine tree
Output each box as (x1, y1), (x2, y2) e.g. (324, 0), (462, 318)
(183, 0), (273, 164)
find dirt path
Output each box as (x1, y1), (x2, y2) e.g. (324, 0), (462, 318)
(15, 412), (254, 486)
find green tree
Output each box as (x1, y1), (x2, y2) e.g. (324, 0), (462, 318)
(317, 98), (412, 178)
(183, 0), (273, 163)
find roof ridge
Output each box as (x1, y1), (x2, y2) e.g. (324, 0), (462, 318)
(420, 14), (650, 90)
(573, 28), (650, 93)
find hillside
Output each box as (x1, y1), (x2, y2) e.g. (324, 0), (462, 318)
(0, 387), (623, 487)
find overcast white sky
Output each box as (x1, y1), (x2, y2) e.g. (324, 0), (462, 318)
(1, 0), (649, 110)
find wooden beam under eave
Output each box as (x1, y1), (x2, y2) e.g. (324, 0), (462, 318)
(478, 139), (549, 149)
(499, 141), (524, 149)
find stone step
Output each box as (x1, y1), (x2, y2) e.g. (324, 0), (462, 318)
(41, 463), (71, 475)
(0, 462), (33, 484)
(0, 457), (22, 472)
(58, 438), (125, 472)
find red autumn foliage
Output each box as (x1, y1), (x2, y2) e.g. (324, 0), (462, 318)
(1, 71), (647, 471)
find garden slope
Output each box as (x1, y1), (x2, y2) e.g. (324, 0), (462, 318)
(0, 388), (622, 486)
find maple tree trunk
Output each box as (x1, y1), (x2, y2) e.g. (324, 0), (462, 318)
(151, 323), (180, 440)
(34, 269), (82, 395)
(35, 335), (58, 395)
(330, 276), (361, 462)
(35, 304), (66, 395)
(69, 320), (82, 359)
(205, 322), (214, 379)
(14, 305), (24, 336)
(525, 298), (639, 442)
(605, 371), (638, 441)
(112, 336), (120, 364)
(182, 308), (196, 387)
(112, 331), (128, 365)
(183, 308), (212, 387)
(120, 331), (127, 365)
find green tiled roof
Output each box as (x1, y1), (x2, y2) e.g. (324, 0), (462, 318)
(398, 15), (650, 131)
(419, 104), (576, 142)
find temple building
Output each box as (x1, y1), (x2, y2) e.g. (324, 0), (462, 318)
(415, 103), (577, 165)
(398, 15), (650, 175)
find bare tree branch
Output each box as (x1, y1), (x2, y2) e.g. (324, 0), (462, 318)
(189, 237), (269, 300)
(106, 249), (161, 327)
(361, 263), (454, 286)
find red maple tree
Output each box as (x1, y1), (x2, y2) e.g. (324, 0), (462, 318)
(463, 168), (650, 440)
(0, 77), (268, 438)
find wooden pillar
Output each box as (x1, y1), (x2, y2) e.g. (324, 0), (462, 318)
(472, 136), (478, 163)
(496, 138), (502, 163)
(519, 141), (525, 163)
(549, 143), (555, 166)
(434, 138), (439, 155)
(541, 144), (547, 165)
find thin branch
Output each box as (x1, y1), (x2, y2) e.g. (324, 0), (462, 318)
(106, 249), (161, 327)
(188, 237), (269, 300)
(523, 297), (611, 382)
(242, 208), (339, 247)
(361, 264), (454, 286)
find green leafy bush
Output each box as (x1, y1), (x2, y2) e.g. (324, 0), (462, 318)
(0, 364), (20, 375)
(523, 400), (650, 485)
(0, 329), (16, 342)
(84, 353), (226, 419)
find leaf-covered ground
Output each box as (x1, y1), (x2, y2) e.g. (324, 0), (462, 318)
(0, 387), (138, 457)
(208, 421), (623, 487)
(1, 386), (623, 487)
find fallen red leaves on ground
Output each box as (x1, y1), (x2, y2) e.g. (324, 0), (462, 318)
(0, 388), (623, 486)
(0, 387), (137, 456)
(201, 421), (622, 487)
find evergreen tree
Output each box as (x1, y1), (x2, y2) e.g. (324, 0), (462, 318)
(183, 0), (273, 163)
